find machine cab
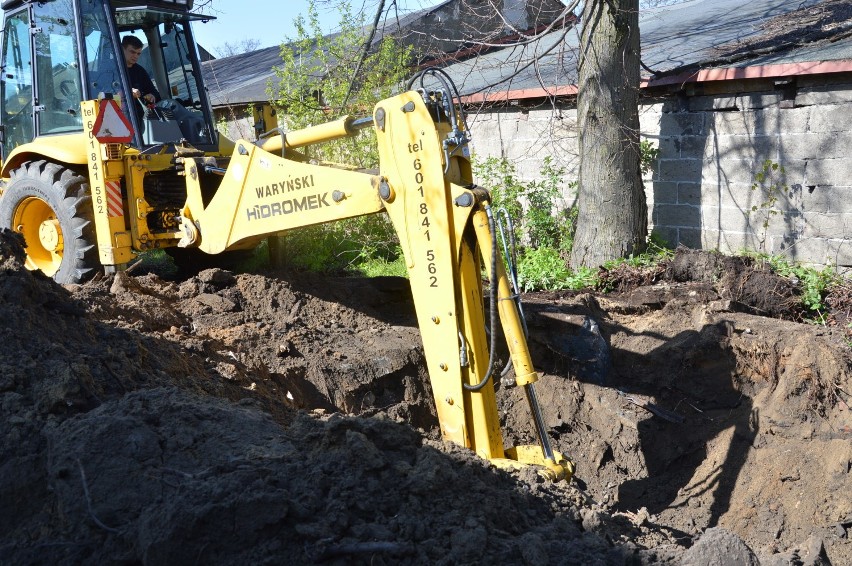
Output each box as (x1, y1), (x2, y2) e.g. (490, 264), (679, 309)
(0, 0), (217, 159)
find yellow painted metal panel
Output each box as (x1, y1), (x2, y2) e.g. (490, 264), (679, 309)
(1, 133), (89, 177)
(81, 100), (133, 266)
(181, 143), (385, 254)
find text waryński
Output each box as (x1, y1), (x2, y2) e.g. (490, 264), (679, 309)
(254, 175), (315, 199)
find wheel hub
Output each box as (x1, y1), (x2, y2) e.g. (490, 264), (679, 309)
(38, 218), (64, 253)
(12, 196), (64, 277)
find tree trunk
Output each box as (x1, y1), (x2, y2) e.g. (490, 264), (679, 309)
(570, 0), (646, 269)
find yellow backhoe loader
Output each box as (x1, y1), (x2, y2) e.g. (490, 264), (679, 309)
(0, 0), (573, 481)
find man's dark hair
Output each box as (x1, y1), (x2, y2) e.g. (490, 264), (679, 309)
(122, 35), (143, 49)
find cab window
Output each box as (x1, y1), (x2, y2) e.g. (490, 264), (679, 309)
(33, 0), (84, 135)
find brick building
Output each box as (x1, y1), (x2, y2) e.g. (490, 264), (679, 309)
(448, 0), (852, 268)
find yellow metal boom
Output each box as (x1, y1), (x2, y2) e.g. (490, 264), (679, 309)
(83, 86), (573, 481)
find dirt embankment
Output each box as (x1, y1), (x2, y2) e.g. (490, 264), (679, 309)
(1, 231), (849, 565)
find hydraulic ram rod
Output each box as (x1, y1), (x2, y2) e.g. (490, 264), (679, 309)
(257, 116), (375, 154)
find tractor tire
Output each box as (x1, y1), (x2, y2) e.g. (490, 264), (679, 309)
(0, 160), (98, 284)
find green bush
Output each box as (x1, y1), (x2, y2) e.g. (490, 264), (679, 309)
(275, 215), (399, 274)
(473, 156), (597, 291)
(517, 247), (571, 291)
(761, 254), (838, 321)
(474, 156), (570, 250)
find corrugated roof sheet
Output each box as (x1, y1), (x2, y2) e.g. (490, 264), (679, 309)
(201, 0), (569, 106)
(201, 0), (852, 107)
(451, 0), (852, 99)
(203, 45), (281, 106)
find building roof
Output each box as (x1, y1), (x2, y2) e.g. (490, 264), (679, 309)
(201, 0), (852, 109)
(201, 0), (570, 107)
(451, 0), (852, 103)
(202, 45), (282, 107)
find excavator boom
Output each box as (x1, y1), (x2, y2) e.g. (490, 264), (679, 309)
(0, 0), (572, 479)
(128, 82), (572, 480)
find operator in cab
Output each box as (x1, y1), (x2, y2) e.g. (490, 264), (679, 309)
(122, 35), (160, 129)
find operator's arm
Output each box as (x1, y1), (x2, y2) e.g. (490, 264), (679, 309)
(129, 64), (161, 103)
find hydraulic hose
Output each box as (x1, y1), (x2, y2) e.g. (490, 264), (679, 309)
(464, 204), (499, 392)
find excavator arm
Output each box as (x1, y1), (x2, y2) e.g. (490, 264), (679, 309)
(87, 74), (573, 481)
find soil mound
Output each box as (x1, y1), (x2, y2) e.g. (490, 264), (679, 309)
(2, 230), (850, 565)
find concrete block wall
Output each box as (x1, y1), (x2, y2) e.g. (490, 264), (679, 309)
(650, 81), (852, 269)
(468, 79), (852, 269)
(467, 106), (580, 211)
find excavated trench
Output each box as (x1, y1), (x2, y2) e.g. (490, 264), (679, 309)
(1, 229), (850, 565)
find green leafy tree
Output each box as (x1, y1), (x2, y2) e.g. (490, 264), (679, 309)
(269, 0), (410, 168)
(266, 0), (412, 273)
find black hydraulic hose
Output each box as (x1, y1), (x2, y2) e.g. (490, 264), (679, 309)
(406, 67), (470, 137)
(494, 208), (533, 380)
(495, 208), (528, 338)
(464, 205), (499, 392)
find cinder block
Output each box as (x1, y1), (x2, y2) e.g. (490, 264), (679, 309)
(494, 117), (519, 141)
(526, 109), (552, 123)
(806, 159), (852, 187)
(512, 158), (545, 180)
(701, 229), (756, 254)
(660, 98), (689, 113)
(759, 209), (804, 239)
(801, 212), (852, 238)
(658, 158), (703, 182)
(652, 203), (700, 228)
(801, 184), (832, 214)
(772, 237), (852, 268)
(804, 105), (852, 134)
(738, 92), (783, 111)
(802, 185), (852, 214)
(640, 101), (665, 115)
(660, 112), (706, 136)
(705, 134), (779, 162)
(638, 109), (663, 134)
(707, 111), (761, 136)
(678, 182), (702, 205)
(776, 106), (811, 134)
(697, 183), (723, 208)
(653, 135), (680, 159)
(652, 181), (678, 204)
(649, 226), (679, 247)
(469, 137), (503, 159)
(713, 159), (759, 185)
(471, 120), (501, 139)
(548, 120), (579, 142)
(690, 96), (739, 112)
(700, 205), (750, 233)
(703, 181), (764, 210)
(707, 109), (790, 137)
(677, 135), (710, 159)
(712, 182), (758, 210)
(467, 111), (495, 123)
(796, 87), (852, 106)
(780, 159), (808, 186)
(784, 131), (852, 160)
(676, 227), (702, 248)
(505, 139), (554, 161)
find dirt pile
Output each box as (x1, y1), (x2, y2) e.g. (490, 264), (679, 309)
(1, 231), (850, 564)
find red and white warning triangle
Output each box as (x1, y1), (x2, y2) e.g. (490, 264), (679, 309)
(92, 99), (134, 143)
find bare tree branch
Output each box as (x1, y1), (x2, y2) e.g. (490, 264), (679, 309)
(342, 0), (387, 108)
